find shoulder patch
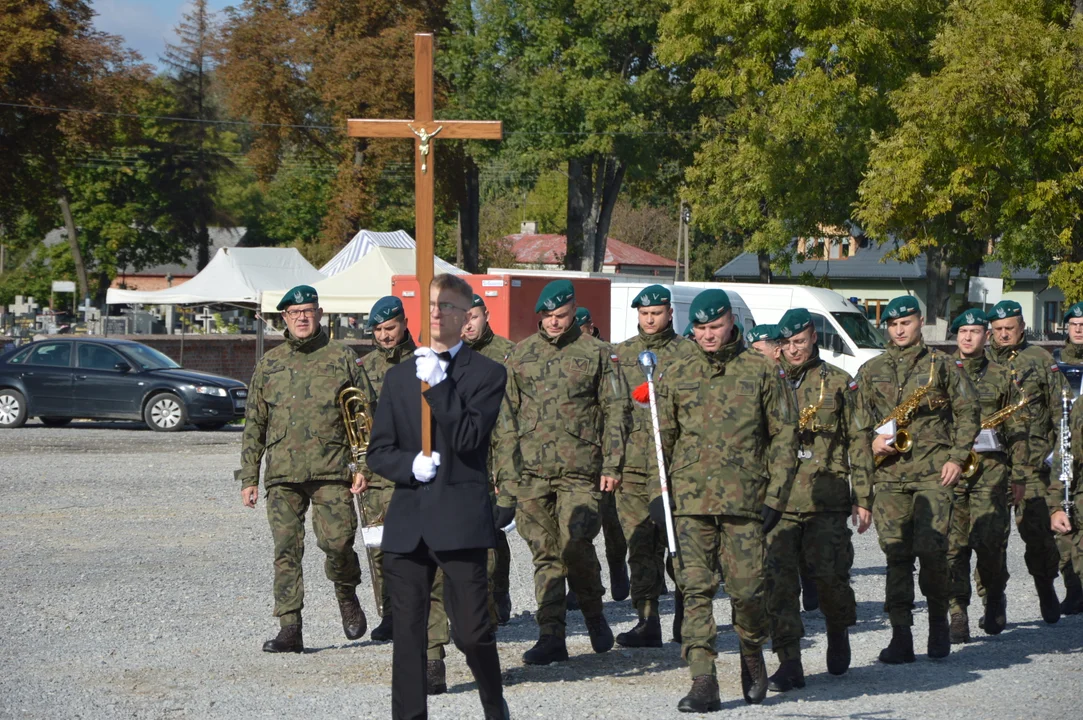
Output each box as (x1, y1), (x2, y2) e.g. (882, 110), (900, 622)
(1051, 364), (1060, 373)
(355, 357), (363, 366)
(610, 353), (620, 364)
(848, 380), (858, 392)
(955, 359), (964, 369)
(778, 366), (786, 378)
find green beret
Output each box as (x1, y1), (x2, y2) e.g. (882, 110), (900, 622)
(689, 289), (732, 325)
(989, 300), (1022, 321)
(367, 296), (404, 328)
(682, 321), (694, 338)
(535, 279), (575, 313)
(631, 284), (671, 308)
(575, 306), (592, 326)
(950, 308), (988, 334)
(883, 295), (921, 322)
(745, 324), (778, 344)
(471, 293), (486, 309)
(776, 308), (813, 339)
(277, 284), (319, 311)
(1063, 301), (1083, 324)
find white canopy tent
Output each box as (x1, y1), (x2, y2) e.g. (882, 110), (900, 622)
(320, 229), (416, 276)
(106, 247), (324, 306)
(260, 245), (465, 314)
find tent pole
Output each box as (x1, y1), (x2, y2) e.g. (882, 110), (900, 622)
(256, 293), (264, 359)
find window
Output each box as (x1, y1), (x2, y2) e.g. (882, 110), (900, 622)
(26, 342), (71, 367)
(833, 312), (886, 349)
(78, 344), (126, 371)
(1045, 301), (1061, 336)
(121, 344), (180, 370)
(5, 347), (33, 365)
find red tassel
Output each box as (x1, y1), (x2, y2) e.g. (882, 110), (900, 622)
(633, 382), (651, 405)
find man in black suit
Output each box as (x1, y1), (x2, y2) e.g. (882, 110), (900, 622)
(366, 273), (509, 720)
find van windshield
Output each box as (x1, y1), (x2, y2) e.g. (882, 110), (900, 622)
(832, 312), (885, 349)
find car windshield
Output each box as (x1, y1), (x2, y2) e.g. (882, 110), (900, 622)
(832, 312), (886, 349)
(121, 344), (182, 370)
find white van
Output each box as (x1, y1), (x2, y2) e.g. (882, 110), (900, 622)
(677, 282), (884, 376)
(609, 282), (756, 345)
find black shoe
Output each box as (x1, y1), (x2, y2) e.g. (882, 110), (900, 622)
(370, 613), (393, 642)
(338, 594), (368, 640)
(672, 590), (684, 643)
(949, 611), (969, 644)
(616, 616), (663, 648)
(767, 657), (805, 692)
(1035, 577), (1061, 624)
(585, 614), (614, 653)
(878, 625), (915, 664)
(826, 628), (851, 675)
(741, 650), (768, 704)
(800, 571), (819, 612)
(677, 675), (722, 713)
(610, 563), (630, 602)
(1061, 584), (1083, 616)
(982, 594), (1007, 635)
(522, 634), (569, 665)
(928, 618), (951, 659)
(495, 591), (512, 626)
(426, 659), (447, 695)
(484, 698), (510, 720)
(262, 624), (303, 653)
(566, 589), (580, 611)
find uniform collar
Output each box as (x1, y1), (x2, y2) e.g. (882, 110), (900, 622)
(637, 323), (676, 348)
(1063, 342), (1083, 364)
(988, 337), (1027, 362)
(537, 321), (582, 348)
(781, 347), (821, 382)
(700, 326), (743, 366)
(285, 327), (329, 352)
(380, 330), (417, 363)
(465, 323), (494, 351)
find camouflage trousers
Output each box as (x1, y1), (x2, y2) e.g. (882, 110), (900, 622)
(1057, 502), (1083, 582)
(266, 481), (362, 627)
(516, 476), (604, 638)
(675, 514), (767, 680)
(361, 482), (396, 616)
(1014, 474), (1062, 581)
(601, 490), (628, 571)
(616, 473), (667, 619)
(872, 480), (953, 626)
(947, 465), (1011, 614)
(766, 512), (855, 661)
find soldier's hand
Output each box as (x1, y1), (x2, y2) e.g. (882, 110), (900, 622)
(1012, 483), (1026, 506)
(351, 472), (368, 494)
(648, 496), (667, 530)
(872, 434), (898, 457)
(600, 475), (620, 492)
(851, 505), (872, 534)
(1051, 510), (1072, 534)
(494, 505), (516, 531)
(760, 505), (782, 534)
(940, 461), (963, 487)
(241, 486), (259, 508)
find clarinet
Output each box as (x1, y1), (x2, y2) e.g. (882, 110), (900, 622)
(1060, 389), (1074, 514)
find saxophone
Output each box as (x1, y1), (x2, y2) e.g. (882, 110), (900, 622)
(961, 388), (1031, 479)
(875, 355), (947, 467)
(798, 365), (829, 433)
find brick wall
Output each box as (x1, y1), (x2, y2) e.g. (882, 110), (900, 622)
(114, 334), (376, 384)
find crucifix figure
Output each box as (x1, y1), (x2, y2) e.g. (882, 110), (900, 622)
(347, 33), (502, 455)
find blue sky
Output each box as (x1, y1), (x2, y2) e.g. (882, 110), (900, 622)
(91, 0), (234, 67)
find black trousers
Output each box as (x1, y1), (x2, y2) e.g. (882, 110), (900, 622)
(384, 540), (504, 720)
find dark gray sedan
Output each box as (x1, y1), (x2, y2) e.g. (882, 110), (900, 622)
(0, 338), (247, 431)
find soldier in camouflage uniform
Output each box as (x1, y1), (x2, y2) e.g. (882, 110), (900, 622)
(945, 309), (1028, 644)
(612, 285), (698, 648)
(496, 280), (632, 666)
(650, 289), (798, 712)
(238, 285), (372, 652)
(745, 324), (781, 363)
(857, 295), (981, 664)
(354, 295), (417, 642)
(764, 308), (873, 692)
(986, 299), (1067, 624)
(1055, 300), (1083, 614)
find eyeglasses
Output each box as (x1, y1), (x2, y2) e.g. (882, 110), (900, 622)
(429, 302), (467, 314)
(283, 308), (318, 319)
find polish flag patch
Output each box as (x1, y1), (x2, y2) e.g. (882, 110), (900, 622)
(848, 380), (858, 392)
(955, 359), (964, 368)
(1051, 364), (1060, 373)
(610, 353), (620, 364)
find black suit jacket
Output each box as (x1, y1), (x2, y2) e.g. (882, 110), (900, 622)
(367, 344), (507, 554)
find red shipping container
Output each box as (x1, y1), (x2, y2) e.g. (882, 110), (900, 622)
(391, 274), (612, 343)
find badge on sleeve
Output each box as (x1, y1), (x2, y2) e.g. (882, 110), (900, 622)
(610, 353), (620, 365)
(1051, 364), (1060, 373)
(848, 380), (858, 392)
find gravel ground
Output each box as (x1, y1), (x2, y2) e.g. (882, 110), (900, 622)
(1, 421), (1081, 720)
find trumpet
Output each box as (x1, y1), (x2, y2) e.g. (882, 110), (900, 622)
(799, 366), (830, 434)
(876, 355), (947, 467)
(960, 389), (1031, 479)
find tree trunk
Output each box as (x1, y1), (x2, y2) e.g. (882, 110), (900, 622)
(591, 157), (625, 272)
(57, 191), (89, 302)
(757, 252), (771, 283)
(924, 245), (951, 323)
(457, 158), (480, 273)
(197, 220), (210, 270)
(565, 157), (589, 270)
(566, 154), (626, 272)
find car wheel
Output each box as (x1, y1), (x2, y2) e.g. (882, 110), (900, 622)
(39, 417), (73, 427)
(144, 393), (187, 432)
(195, 422), (227, 431)
(0, 389), (28, 428)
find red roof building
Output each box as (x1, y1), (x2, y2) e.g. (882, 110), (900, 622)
(504, 233), (677, 276)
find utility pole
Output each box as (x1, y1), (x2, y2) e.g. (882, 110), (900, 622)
(674, 202), (686, 281)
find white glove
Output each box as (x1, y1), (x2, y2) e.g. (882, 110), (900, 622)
(414, 347), (447, 386)
(412, 451), (441, 483)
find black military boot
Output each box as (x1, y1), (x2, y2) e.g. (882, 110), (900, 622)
(338, 594), (368, 640)
(826, 627), (851, 675)
(616, 615), (663, 648)
(262, 623), (303, 653)
(767, 657), (805, 692)
(495, 591), (512, 626)
(672, 590), (684, 643)
(566, 589), (580, 611)
(981, 594), (1007, 635)
(585, 614), (615, 653)
(878, 625), (915, 664)
(370, 612), (393, 642)
(610, 562), (630, 602)
(677, 675), (721, 713)
(1061, 582), (1083, 616)
(522, 634), (569, 665)
(928, 617), (951, 659)
(949, 611), (970, 644)
(426, 659), (447, 695)
(800, 570), (820, 612)
(1035, 576), (1061, 624)
(741, 650), (768, 704)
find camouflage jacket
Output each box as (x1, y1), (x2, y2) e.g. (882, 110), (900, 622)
(1052, 398), (1083, 511)
(615, 325), (699, 480)
(359, 331), (417, 489)
(497, 322), (631, 490)
(656, 332), (798, 519)
(467, 325), (519, 503)
(955, 354), (1029, 487)
(782, 351), (874, 512)
(467, 324), (515, 364)
(236, 329), (372, 489)
(1062, 341), (1083, 365)
(987, 339), (1068, 470)
(857, 341), (980, 480)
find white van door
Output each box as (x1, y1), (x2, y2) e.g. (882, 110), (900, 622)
(808, 312), (861, 376)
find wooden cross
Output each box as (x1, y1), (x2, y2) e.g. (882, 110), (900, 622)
(347, 33), (502, 455)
